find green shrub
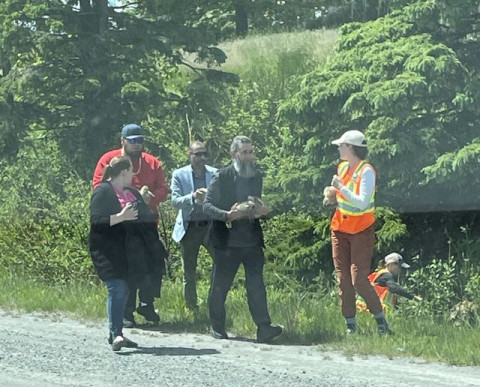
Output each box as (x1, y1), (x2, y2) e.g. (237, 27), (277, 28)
(402, 251), (480, 318)
(0, 140), (93, 284)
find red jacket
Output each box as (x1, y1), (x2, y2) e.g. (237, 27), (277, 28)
(92, 149), (168, 213)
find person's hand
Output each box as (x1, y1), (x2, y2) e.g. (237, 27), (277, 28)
(119, 202), (138, 222)
(414, 295), (423, 302)
(331, 175), (343, 190)
(193, 188), (207, 205)
(140, 185), (154, 205)
(255, 204), (271, 216)
(226, 203), (247, 221)
(323, 186), (338, 206)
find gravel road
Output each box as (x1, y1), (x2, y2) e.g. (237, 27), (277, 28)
(1, 309), (479, 387)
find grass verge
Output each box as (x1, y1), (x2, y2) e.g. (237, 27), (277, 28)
(1, 271), (479, 366)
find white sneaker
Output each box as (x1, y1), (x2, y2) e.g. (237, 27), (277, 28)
(111, 335), (125, 351)
(111, 335), (138, 351)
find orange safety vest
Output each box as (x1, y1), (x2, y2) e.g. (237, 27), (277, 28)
(331, 160), (375, 234)
(369, 268), (397, 307)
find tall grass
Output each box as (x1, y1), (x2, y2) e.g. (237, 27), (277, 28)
(2, 270), (480, 366)
(180, 29), (338, 99)
(0, 270), (105, 319)
(219, 30), (337, 98)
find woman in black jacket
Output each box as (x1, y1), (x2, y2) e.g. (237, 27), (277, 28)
(90, 156), (165, 351)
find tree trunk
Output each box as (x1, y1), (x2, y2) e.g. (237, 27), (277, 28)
(235, 2), (248, 37)
(94, 0), (108, 34)
(79, 0), (91, 11)
(79, 0), (95, 34)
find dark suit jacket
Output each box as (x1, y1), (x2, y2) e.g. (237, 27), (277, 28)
(203, 164), (264, 249)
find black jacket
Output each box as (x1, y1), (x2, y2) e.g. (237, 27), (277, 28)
(375, 272), (415, 300)
(89, 182), (166, 290)
(203, 164), (264, 249)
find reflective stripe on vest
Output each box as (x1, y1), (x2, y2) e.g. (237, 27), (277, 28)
(336, 160), (375, 216)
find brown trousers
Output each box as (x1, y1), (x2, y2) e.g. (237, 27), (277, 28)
(331, 225), (382, 318)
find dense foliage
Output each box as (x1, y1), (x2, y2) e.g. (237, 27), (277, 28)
(0, 139), (92, 284)
(0, 0), (231, 176)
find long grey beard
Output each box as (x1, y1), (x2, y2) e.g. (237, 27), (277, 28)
(233, 158), (257, 178)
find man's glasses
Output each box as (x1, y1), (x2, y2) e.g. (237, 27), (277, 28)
(192, 151), (208, 158)
(126, 137), (144, 144)
(239, 149), (254, 155)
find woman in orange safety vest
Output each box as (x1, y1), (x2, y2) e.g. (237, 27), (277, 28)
(328, 130), (392, 335)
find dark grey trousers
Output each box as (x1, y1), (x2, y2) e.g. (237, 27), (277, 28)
(180, 223), (215, 309)
(209, 246), (271, 331)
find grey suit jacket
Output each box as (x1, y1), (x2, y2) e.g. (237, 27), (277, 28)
(171, 164), (217, 242)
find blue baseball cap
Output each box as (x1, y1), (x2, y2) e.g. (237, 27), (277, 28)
(121, 124), (144, 139)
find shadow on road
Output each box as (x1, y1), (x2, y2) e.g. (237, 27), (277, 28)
(130, 321), (208, 334)
(115, 346), (220, 356)
(227, 336), (256, 344)
(128, 322), (338, 346)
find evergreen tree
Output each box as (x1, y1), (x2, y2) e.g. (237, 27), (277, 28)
(0, 0), (226, 176)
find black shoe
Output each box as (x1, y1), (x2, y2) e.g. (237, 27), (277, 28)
(346, 323), (357, 334)
(375, 317), (394, 336)
(123, 310), (136, 328)
(136, 304), (160, 322)
(111, 335), (138, 351)
(378, 324), (394, 335)
(211, 328), (228, 339)
(121, 335), (138, 348)
(257, 325), (282, 343)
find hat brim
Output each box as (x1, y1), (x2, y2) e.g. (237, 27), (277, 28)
(125, 135), (144, 139)
(331, 138), (367, 147)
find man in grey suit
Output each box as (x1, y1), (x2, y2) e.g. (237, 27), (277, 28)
(171, 141), (217, 311)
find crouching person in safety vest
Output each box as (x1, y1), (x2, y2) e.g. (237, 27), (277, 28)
(368, 253), (422, 311)
(329, 130), (392, 335)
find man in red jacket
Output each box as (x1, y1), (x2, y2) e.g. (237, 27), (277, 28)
(93, 124), (168, 213)
(93, 123), (168, 327)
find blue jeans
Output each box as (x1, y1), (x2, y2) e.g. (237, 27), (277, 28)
(105, 279), (129, 339)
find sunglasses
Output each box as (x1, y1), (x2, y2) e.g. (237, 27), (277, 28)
(126, 137), (144, 144)
(192, 151), (208, 158)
